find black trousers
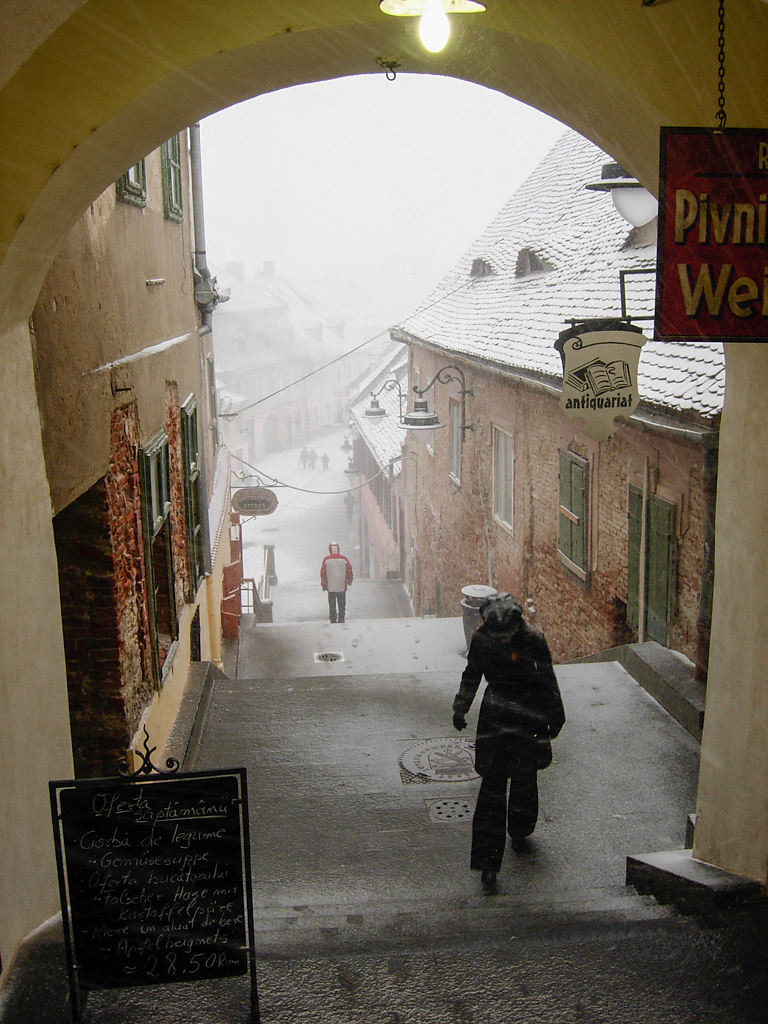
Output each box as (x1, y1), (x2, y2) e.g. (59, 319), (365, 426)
(327, 591), (346, 622)
(470, 768), (539, 871)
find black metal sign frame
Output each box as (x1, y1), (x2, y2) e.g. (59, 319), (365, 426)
(49, 735), (259, 1022)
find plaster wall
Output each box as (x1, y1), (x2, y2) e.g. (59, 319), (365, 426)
(0, 321), (73, 967)
(694, 344), (768, 882)
(360, 484), (401, 581)
(32, 143), (200, 514)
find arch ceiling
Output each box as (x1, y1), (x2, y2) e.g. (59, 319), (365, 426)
(2, 0), (768, 329)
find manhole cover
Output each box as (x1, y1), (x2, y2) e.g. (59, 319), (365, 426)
(314, 651), (344, 663)
(399, 737), (478, 784)
(425, 798), (476, 824)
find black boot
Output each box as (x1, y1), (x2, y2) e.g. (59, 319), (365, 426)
(481, 867), (498, 893)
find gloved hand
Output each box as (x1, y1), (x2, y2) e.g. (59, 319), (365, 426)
(453, 712), (467, 731)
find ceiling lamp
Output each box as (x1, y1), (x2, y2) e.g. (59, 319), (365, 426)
(585, 161), (658, 228)
(379, 0), (486, 54)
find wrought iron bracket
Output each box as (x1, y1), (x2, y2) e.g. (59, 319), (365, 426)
(119, 725), (180, 778)
(414, 364), (475, 439)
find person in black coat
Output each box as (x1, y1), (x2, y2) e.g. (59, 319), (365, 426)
(453, 593), (565, 892)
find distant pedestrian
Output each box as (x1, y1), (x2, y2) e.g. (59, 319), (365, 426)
(344, 491), (354, 522)
(300, 447), (309, 469)
(308, 448), (318, 470)
(452, 593), (565, 893)
(321, 452), (330, 471)
(320, 542), (353, 623)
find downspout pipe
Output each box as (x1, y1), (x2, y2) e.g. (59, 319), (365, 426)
(188, 124), (215, 573)
(189, 123), (216, 334)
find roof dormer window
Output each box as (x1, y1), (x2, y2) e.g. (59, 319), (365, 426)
(471, 257), (494, 278)
(516, 247), (551, 277)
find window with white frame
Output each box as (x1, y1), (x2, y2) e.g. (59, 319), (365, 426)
(449, 399), (461, 482)
(492, 426), (514, 529)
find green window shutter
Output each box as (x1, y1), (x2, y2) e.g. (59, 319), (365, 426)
(139, 432), (178, 685)
(647, 496), (675, 643)
(116, 160), (147, 207)
(558, 451), (572, 559)
(181, 395), (208, 587)
(627, 484), (643, 630)
(161, 135), (183, 222)
(571, 459), (586, 570)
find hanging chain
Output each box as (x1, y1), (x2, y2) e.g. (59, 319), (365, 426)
(716, 0), (727, 128)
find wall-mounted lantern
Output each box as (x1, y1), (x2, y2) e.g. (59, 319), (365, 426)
(585, 161), (658, 228)
(363, 378), (407, 421)
(402, 364), (474, 443)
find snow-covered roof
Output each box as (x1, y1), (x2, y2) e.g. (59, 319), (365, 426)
(393, 130), (724, 422)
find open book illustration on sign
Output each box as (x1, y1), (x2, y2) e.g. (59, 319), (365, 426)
(566, 358), (632, 396)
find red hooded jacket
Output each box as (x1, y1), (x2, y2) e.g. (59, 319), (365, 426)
(320, 542), (353, 592)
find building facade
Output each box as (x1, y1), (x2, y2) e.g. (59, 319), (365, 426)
(393, 132), (722, 676)
(30, 133), (230, 778)
(349, 348), (409, 583)
(215, 261), (388, 468)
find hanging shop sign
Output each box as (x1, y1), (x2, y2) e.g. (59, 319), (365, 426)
(232, 486), (279, 517)
(655, 126), (768, 341)
(555, 320), (646, 441)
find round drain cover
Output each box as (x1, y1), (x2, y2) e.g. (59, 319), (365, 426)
(399, 737), (477, 783)
(426, 798), (475, 823)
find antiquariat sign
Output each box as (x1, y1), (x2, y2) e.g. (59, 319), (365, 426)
(231, 486), (279, 517)
(656, 126), (768, 341)
(555, 320), (646, 441)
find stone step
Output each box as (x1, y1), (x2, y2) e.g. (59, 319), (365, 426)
(250, 885), (676, 957)
(570, 640), (706, 741)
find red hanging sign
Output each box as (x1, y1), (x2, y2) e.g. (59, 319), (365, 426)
(655, 127), (768, 341)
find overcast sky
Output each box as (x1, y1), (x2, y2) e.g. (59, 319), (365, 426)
(200, 74), (565, 325)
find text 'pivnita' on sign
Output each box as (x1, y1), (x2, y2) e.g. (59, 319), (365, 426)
(50, 767), (259, 1022)
(656, 126), (768, 341)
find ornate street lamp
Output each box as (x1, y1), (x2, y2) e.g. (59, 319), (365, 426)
(402, 364), (474, 442)
(363, 378), (407, 421)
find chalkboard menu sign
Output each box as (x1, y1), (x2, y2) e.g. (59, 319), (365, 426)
(50, 766), (258, 1020)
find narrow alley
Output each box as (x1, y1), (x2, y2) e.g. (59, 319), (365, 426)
(53, 432), (767, 1023)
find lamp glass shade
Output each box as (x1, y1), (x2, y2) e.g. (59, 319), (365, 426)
(403, 398), (446, 445)
(379, 0), (485, 14)
(611, 187), (658, 228)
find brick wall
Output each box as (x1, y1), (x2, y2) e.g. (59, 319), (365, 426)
(54, 402), (165, 776)
(165, 381), (191, 607)
(106, 402), (153, 711)
(54, 480), (127, 777)
(407, 348), (715, 673)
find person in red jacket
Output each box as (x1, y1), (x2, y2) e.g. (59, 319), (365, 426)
(320, 542), (354, 623)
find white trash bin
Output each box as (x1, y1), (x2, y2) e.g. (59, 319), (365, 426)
(460, 584), (497, 649)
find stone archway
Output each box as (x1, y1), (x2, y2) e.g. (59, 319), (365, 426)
(3, 0), (768, 968)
